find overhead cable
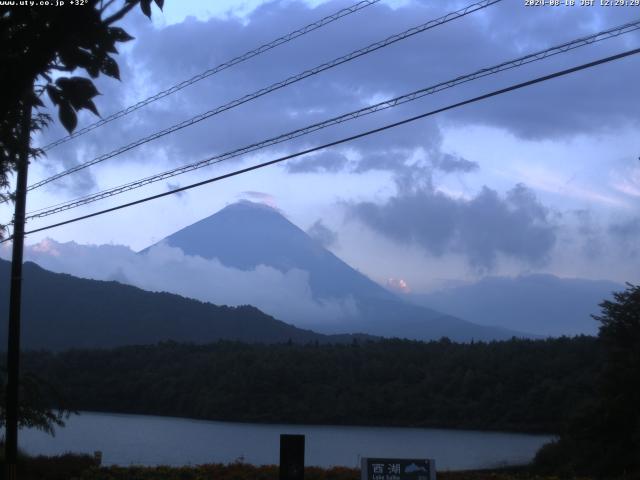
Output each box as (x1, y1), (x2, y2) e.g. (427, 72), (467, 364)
(25, 19), (640, 220)
(40, 0), (383, 152)
(10, 46), (638, 241)
(28, 0), (502, 191)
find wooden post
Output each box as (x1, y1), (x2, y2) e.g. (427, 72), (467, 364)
(279, 434), (305, 480)
(4, 95), (33, 480)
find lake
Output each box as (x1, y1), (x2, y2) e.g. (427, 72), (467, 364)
(19, 412), (553, 470)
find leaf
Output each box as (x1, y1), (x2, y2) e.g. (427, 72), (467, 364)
(56, 77), (99, 104)
(56, 77), (101, 117)
(58, 47), (94, 71)
(31, 94), (44, 108)
(58, 101), (77, 133)
(140, 0), (152, 18)
(84, 99), (100, 117)
(154, 0), (164, 9)
(86, 63), (100, 78)
(108, 26), (135, 43)
(100, 56), (120, 80)
(46, 85), (62, 106)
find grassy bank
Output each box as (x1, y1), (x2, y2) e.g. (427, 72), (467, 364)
(1, 455), (589, 480)
(63, 464), (575, 480)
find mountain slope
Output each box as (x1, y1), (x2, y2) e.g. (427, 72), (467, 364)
(0, 259), (368, 350)
(146, 201), (395, 302)
(409, 274), (622, 336)
(145, 201), (528, 341)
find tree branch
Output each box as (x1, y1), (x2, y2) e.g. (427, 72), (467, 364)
(100, 0), (117, 13)
(104, 1), (137, 26)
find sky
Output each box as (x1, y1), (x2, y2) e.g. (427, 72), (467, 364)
(2, 0), (639, 294)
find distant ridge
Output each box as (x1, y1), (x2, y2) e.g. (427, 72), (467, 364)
(409, 274), (622, 336)
(0, 259), (372, 350)
(144, 201), (530, 341)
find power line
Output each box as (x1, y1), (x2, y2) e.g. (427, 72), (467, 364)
(11, 46), (639, 241)
(25, 19), (640, 220)
(28, 0), (502, 191)
(39, 0), (382, 152)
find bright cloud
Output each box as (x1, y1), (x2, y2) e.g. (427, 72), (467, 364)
(0, 240), (358, 327)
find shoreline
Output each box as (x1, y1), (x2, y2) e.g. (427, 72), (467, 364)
(64, 410), (558, 437)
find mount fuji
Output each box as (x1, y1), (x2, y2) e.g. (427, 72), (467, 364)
(144, 201), (527, 341)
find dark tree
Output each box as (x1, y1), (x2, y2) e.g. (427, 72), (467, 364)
(535, 283), (640, 477)
(17, 336), (601, 433)
(591, 283), (640, 475)
(0, 0), (163, 228)
(0, 367), (74, 435)
(0, 0), (163, 445)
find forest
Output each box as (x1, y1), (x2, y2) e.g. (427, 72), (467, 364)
(18, 336), (600, 434)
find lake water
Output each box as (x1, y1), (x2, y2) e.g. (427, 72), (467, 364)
(19, 412), (553, 470)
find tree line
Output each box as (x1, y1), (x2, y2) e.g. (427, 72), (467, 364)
(17, 336), (600, 434)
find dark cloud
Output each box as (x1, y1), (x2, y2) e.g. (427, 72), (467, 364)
(353, 150), (410, 173)
(610, 216), (640, 237)
(31, 0), (640, 196)
(349, 181), (556, 270)
(166, 182), (186, 197)
(609, 216), (640, 258)
(286, 151), (349, 173)
(572, 209), (605, 257)
(432, 153), (478, 173)
(55, 166), (97, 196)
(28, 1), (487, 171)
(307, 219), (338, 248)
(289, 147), (478, 175)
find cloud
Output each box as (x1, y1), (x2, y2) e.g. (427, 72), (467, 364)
(349, 180), (557, 270)
(353, 150), (412, 173)
(286, 151), (350, 173)
(30, 0), (640, 200)
(238, 190), (278, 208)
(432, 153), (478, 173)
(307, 219), (338, 247)
(609, 216), (640, 259)
(611, 163), (640, 198)
(572, 209), (605, 257)
(1, 240), (358, 327)
(18, 0), (639, 289)
(166, 182), (185, 197)
(288, 145), (478, 176)
(610, 216), (640, 237)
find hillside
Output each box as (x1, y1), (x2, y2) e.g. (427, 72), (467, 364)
(0, 259), (367, 350)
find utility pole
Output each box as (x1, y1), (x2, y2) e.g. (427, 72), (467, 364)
(5, 94), (33, 480)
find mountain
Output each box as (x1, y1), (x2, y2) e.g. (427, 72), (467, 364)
(146, 201), (395, 301)
(144, 201), (528, 341)
(0, 259), (370, 350)
(408, 274), (623, 336)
